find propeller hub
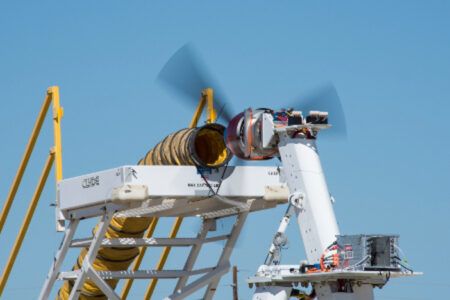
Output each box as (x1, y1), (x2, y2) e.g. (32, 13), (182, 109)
(225, 108), (330, 161)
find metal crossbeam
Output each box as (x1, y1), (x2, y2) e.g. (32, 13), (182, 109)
(174, 219), (215, 292)
(39, 219), (80, 300)
(44, 216), (244, 300)
(59, 267), (215, 280)
(68, 212), (114, 300)
(40, 211), (250, 300)
(168, 213), (249, 300)
(204, 212), (248, 300)
(167, 263), (230, 300)
(85, 267), (120, 300)
(70, 234), (229, 248)
(33, 86), (288, 300)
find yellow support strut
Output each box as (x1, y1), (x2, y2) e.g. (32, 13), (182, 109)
(116, 88), (217, 299)
(50, 86), (64, 182)
(144, 217), (184, 299)
(120, 90), (211, 299)
(0, 87), (63, 297)
(0, 149), (55, 297)
(0, 87), (63, 233)
(143, 88), (216, 300)
(0, 92), (51, 233)
(120, 218), (159, 299)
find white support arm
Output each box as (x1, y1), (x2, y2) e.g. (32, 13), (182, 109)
(277, 135), (340, 263)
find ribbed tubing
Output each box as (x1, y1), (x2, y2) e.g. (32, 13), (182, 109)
(57, 124), (230, 299)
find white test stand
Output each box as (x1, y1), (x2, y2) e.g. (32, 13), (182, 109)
(252, 127), (380, 300)
(39, 165), (288, 300)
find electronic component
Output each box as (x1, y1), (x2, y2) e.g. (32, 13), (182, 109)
(306, 111), (328, 124)
(335, 234), (401, 271)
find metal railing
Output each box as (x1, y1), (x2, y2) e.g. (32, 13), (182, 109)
(0, 86), (63, 297)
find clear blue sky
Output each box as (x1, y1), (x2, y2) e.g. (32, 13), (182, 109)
(1, 1), (449, 299)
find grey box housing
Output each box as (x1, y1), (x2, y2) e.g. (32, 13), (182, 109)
(336, 234), (400, 271)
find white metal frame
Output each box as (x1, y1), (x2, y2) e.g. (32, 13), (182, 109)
(69, 211), (118, 300)
(40, 165), (286, 300)
(251, 126), (420, 300)
(252, 129), (374, 300)
(40, 211), (250, 300)
(40, 219), (80, 300)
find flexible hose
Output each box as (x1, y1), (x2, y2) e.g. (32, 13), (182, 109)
(57, 124), (230, 299)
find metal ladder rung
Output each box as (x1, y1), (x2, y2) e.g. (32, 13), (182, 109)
(70, 235), (230, 248)
(40, 211), (250, 300)
(58, 267), (215, 280)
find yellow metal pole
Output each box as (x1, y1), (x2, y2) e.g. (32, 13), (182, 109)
(49, 86), (65, 231)
(0, 92), (52, 234)
(120, 217), (159, 299)
(143, 89), (214, 299)
(0, 149), (55, 297)
(204, 88), (216, 123)
(49, 86), (63, 182)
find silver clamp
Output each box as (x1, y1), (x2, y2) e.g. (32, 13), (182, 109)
(289, 192), (305, 210)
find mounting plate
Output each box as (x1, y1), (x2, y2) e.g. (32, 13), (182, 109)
(247, 264), (421, 287)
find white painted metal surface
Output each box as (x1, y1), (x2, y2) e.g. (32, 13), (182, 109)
(277, 134), (339, 263)
(41, 211), (251, 300)
(42, 165), (287, 300)
(252, 286), (292, 300)
(39, 219), (80, 300)
(68, 211), (118, 300)
(249, 264), (420, 285)
(58, 165), (285, 219)
(253, 129), (375, 300)
(250, 263), (420, 300)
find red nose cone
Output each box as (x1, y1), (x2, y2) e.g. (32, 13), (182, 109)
(225, 112), (249, 160)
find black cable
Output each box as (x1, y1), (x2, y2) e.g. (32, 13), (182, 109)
(215, 163), (229, 194)
(199, 171), (216, 196)
(197, 163), (229, 197)
(384, 271), (391, 286)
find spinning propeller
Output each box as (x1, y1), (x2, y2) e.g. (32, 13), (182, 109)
(157, 43), (233, 123)
(156, 43), (348, 238)
(157, 43), (348, 161)
(288, 83), (347, 138)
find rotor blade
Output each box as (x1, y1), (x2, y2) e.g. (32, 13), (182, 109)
(291, 82), (347, 139)
(157, 43), (233, 122)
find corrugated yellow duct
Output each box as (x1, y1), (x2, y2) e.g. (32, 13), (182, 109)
(57, 124), (230, 299)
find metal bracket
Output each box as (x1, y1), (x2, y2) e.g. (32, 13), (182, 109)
(289, 192), (305, 210)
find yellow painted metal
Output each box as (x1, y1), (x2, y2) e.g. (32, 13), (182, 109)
(204, 88), (216, 123)
(0, 87), (63, 234)
(0, 92), (52, 233)
(188, 87), (216, 127)
(143, 217), (184, 300)
(143, 88), (215, 300)
(0, 149), (55, 297)
(0, 87), (64, 297)
(49, 86), (63, 183)
(120, 217), (159, 299)
(49, 86), (65, 230)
